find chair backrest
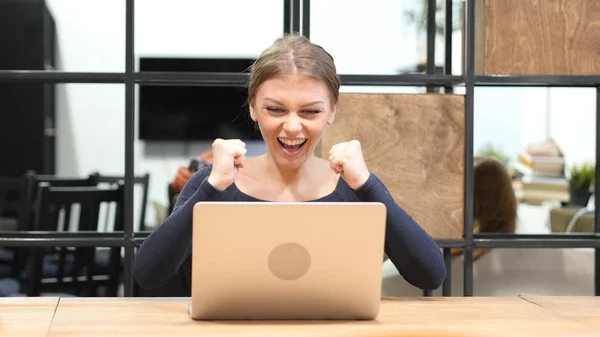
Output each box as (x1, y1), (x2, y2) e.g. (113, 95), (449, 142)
(0, 176), (23, 217)
(35, 183), (124, 232)
(23, 171), (150, 231)
(20, 172), (97, 231)
(89, 172), (150, 231)
(0, 175), (35, 230)
(27, 182), (125, 296)
(33, 174), (96, 186)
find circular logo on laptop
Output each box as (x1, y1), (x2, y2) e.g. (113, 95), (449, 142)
(268, 242), (311, 280)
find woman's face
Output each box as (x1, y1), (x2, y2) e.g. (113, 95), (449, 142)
(249, 73), (336, 169)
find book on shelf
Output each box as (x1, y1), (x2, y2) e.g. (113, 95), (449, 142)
(513, 160), (564, 178)
(520, 174), (568, 192)
(519, 153), (564, 172)
(512, 140), (569, 199)
(524, 138), (563, 158)
(515, 140), (566, 179)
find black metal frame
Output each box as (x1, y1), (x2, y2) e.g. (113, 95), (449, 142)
(0, 0), (599, 298)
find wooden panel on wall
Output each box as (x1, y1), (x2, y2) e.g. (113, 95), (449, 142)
(320, 93), (465, 240)
(475, 0), (600, 75)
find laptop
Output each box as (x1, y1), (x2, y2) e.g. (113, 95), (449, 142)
(188, 201), (387, 320)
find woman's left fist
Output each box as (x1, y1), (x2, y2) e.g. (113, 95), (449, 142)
(328, 140), (371, 190)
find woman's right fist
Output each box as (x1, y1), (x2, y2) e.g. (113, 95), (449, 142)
(207, 138), (247, 191)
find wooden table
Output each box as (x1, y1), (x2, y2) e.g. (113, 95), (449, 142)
(1, 296), (599, 337)
(520, 296), (600, 332)
(0, 297), (59, 337)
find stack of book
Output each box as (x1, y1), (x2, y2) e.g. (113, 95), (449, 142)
(512, 140), (569, 204)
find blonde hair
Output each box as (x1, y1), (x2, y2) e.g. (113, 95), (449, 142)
(247, 34), (340, 105)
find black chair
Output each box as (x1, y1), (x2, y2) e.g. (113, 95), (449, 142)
(87, 172), (150, 294)
(16, 172), (148, 294)
(12, 173), (98, 286)
(0, 175), (35, 280)
(25, 182), (125, 297)
(21, 172), (98, 228)
(0, 174), (35, 296)
(89, 172), (150, 231)
(0, 175), (33, 230)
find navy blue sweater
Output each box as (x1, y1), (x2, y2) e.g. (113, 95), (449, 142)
(133, 166), (446, 291)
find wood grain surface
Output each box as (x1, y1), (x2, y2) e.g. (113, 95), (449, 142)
(0, 296), (59, 337)
(42, 296), (599, 337)
(477, 0), (600, 75)
(520, 295), (600, 331)
(319, 93), (465, 240)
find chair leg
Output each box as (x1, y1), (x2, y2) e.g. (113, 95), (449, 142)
(26, 248), (43, 296)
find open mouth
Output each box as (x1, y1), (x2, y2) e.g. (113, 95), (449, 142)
(277, 138), (307, 154)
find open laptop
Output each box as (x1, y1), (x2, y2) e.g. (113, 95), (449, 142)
(188, 201), (387, 320)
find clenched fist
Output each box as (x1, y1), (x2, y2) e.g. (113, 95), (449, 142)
(328, 140), (371, 190)
(207, 138), (247, 191)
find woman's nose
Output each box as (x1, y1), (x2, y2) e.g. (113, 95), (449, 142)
(283, 114), (302, 133)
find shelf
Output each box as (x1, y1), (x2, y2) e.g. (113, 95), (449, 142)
(474, 236), (600, 249)
(472, 233), (600, 248)
(0, 70), (126, 83)
(0, 70), (252, 86)
(135, 71), (249, 86)
(0, 71), (466, 87)
(475, 233), (600, 240)
(0, 231), (129, 247)
(436, 234), (600, 249)
(2, 0), (596, 299)
(2, 70), (599, 88)
(339, 74), (464, 87)
(435, 239), (465, 248)
(320, 93), (466, 240)
(476, 75), (600, 87)
(474, 0), (600, 77)
(4, 231), (597, 249)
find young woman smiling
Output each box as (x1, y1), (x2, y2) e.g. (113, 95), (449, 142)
(133, 34), (447, 292)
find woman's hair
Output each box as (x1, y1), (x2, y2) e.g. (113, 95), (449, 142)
(452, 157), (518, 260)
(473, 156), (517, 235)
(247, 34), (341, 105)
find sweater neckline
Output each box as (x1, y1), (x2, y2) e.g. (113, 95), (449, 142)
(229, 178), (346, 202)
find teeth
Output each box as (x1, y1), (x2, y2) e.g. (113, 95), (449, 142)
(279, 138), (306, 146)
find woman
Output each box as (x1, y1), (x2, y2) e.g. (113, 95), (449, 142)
(133, 34), (446, 292)
(450, 156), (517, 260)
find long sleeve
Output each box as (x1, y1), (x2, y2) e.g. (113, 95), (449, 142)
(133, 167), (225, 290)
(353, 173), (446, 290)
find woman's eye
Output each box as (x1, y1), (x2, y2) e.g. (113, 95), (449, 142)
(303, 110), (320, 114)
(267, 107), (284, 113)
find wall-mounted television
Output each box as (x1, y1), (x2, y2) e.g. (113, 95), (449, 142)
(138, 57), (263, 141)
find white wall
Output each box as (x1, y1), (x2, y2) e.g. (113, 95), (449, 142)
(474, 87), (527, 162)
(476, 85), (596, 170)
(547, 88), (596, 167)
(46, 0), (597, 229)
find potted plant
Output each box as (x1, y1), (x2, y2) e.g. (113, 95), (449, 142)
(568, 163), (595, 207)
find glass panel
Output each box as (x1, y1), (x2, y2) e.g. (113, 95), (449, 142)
(135, 0), (283, 63)
(474, 87), (596, 236)
(382, 247), (595, 296)
(45, 0), (125, 72)
(0, 83), (125, 234)
(133, 79), (266, 232)
(134, 0), (284, 231)
(310, 0), (464, 75)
